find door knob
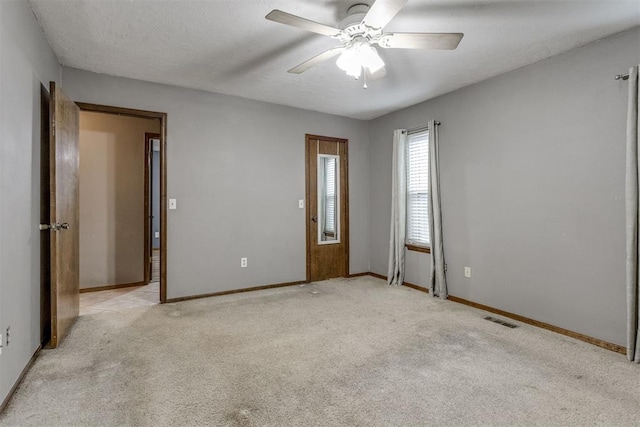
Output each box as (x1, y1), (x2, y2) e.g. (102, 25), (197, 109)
(39, 222), (70, 231)
(311, 216), (318, 223)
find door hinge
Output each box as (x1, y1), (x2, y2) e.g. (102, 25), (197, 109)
(51, 118), (56, 136)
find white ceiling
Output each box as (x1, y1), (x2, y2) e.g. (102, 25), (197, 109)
(29, 0), (640, 120)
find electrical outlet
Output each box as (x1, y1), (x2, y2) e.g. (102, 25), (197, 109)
(241, 257), (247, 268)
(154, 232), (160, 238)
(464, 266), (471, 278)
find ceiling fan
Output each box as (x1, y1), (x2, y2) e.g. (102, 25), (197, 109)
(265, 0), (463, 86)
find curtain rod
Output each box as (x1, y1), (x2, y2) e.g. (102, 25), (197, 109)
(404, 121), (441, 134)
(615, 73), (630, 81)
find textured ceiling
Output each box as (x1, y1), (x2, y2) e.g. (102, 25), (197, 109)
(29, 0), (640, 120)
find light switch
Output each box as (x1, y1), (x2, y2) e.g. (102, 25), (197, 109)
(298, 199), (304, 209)
(169, 199), (177, 210)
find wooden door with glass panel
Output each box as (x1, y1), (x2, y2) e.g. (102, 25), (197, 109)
(305, 135), (349, 282)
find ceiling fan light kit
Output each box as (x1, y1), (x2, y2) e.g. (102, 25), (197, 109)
(336, 42), (385, 79)
(265, 0), (463, 87)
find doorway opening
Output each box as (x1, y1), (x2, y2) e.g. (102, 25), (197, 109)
(40, 85), (169, 347)
(305, 134), (350, 282)
(75, 104), (168, 315)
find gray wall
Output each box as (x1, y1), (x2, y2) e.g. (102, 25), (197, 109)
(0, 0), (61, 405)
(79, 112), (160, 289)
(62, 68), (371, 299)
(369, 27), (640, 346)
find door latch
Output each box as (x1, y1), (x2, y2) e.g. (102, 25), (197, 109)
(39, 223), (69, 231)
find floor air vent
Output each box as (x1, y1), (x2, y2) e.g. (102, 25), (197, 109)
(484, 316), (518, 328)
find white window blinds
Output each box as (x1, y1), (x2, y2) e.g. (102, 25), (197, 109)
(324, 158), (336, 234)
(406, 129), (430, 246)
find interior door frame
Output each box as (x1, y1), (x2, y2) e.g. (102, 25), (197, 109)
(144, 132), (161, 281)
(305, 134), (350, 282)
(40, 84), (52, 346)
(77, 103), (168, 303)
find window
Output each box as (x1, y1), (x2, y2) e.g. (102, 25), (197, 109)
(324, 157), (336, 235)
(318, 154), (339, 243)
(406, 129), (430, 249)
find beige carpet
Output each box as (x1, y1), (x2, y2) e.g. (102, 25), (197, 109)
(1, 276), (639, 426)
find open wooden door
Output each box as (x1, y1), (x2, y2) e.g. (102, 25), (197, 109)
(45, 82), (80, 348)
(305, 134), (349, 282)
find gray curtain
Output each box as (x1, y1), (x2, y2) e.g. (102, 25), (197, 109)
(428, 120), (447, 298)
(626, 65), (640, 363)
(388, 129), (407, 286)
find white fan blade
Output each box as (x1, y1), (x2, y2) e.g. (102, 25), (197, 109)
(378, 33), (464, 49)
(362, 0), (409, 30)
(266, 10), (341, 37)
(288, 47), (345, 74)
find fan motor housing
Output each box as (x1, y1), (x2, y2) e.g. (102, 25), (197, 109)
(339, 4), (369, 29)
(337, 3), (382, 43)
